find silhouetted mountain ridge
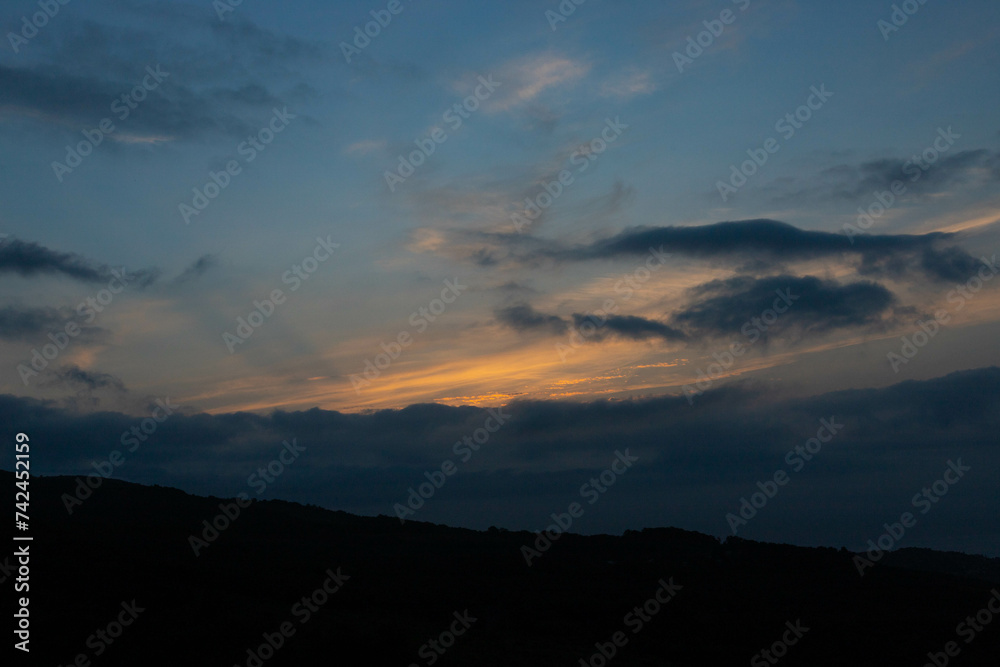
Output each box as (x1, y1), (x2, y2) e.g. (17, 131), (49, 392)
(7, 471), (999, 666)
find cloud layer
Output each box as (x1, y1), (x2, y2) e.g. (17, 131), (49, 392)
(671, 275), (897, 339)
(2, 367), (997, 554)
(544, 220), (978, 282)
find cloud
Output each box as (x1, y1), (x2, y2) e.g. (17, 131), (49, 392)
(492, 281), (537, 295)
(496, 273), (891, 348)
(0, 63), (255, 142)
(776, 148), (1000, 203)
(600, 69), (656, 99)
(0, 238), (159, 286)
(173, 255), (219, 283)
(48, 365), (127, 393)
(669, 275), (898, 340)
(487, 54), (590, 113)
(496, 304), (568, 335)
(0, 7), (320, 144)
(1, 367), (998, 553)
(542, 219), (980, 283)
(496, 304), (685, 344)
(0, 305), (105, 341)
(573, 313), (687, 342)
(344, 139), (387, 155)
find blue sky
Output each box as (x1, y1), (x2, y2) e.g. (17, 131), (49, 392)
(1, 0), (999, 553)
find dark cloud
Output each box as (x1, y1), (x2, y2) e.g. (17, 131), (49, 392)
(670, 275), (898, 340)
(0, 306), (67, 341)
(0, 305), (102, 341)
(914, 246), (984, 284)
(497, 304), (685, 344)
(0, 5), (321, 143)
(496, 274), (892, 347)
(562, 219), (925, 258)
(0, 367), (997, 554)
(572, 313), (687, 342)
(807, 149), (1000, 201)
(496, 304), (568, 335)
(0, 238), (158, 286)
(174, 254), (219, 283)
(48, 365), (127, 393)
(424, 220), (982, 285)
(0, 63), (258, 141)
(543, 219), (978, 283)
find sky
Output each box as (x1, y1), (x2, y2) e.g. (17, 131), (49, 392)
(1, 0), (999, 556)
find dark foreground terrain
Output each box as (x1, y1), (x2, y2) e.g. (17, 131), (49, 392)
(6, 470), (1000, 666)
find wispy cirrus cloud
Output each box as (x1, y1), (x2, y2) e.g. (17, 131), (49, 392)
(600, 69), (656, 99)
(483, 53), (590, 113)
(344, 139), (387, 155)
